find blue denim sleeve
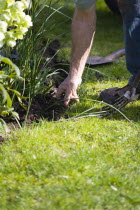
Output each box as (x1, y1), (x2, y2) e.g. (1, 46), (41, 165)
(73, 0), (96, 10)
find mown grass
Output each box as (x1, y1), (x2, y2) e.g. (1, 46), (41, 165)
(0, 0), (140, 209)
(0, 119), (140, 209)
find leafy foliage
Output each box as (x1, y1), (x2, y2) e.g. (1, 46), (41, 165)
(0, 55), (22, 119)
(0, 0), (32, 48)
(0, 0), (32, 129)
(16, 0), (60, 102)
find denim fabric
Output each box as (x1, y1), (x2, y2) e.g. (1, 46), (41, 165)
(73, 0), (96, 10)
(118, 0), (140, 85)
(73, 0), (140, 85)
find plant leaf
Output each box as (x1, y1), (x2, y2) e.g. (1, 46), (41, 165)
(0, 55), (20, 77)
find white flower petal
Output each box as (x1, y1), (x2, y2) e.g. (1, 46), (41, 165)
(0, 40), (4, 48)
(0, 21), (8, 32)
(0, 32), (5, 41)
(7, 39), (16, 48)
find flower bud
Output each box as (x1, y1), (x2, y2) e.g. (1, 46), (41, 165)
(15, 1), (25, 11)
(0, 40), (4, 48)
(0, 32), (5, 41)
(21, 0), (28, 9)
(20, 26), (28, 34)
(24, 15), (32, 27)
(7, 39), (16, 47)
(0, 0), (32, 48)
(1, 13), (11, 22)
(0, 21), (8, 32)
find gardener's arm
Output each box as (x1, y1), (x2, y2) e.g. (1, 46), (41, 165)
(56, 3), (96, 105)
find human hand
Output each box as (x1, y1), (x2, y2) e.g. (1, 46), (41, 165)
(56, 75), (82, 106)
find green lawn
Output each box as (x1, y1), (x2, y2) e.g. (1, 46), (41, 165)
(0, 120), (140, 209)
(0, 0), (140, 209)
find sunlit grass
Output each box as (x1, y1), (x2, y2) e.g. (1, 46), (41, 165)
(0, 0), (140, 209)
(0, 119), (140, 209)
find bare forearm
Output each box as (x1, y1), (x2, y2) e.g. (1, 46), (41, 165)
(70, 4), (96, 79)
(56, 4), (96, 105)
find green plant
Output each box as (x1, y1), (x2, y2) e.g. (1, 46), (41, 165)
(0, 0), (32, 48)
(0, 0), (32, 129)
(0, 55), (24, 125)
(15, 0), (65, 113)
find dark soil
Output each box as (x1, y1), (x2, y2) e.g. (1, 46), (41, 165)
(0, 39), (104, 128)
(1, 40), (69, 127)
(14, 91), (68, 125)
(21, 40), (69, 124)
